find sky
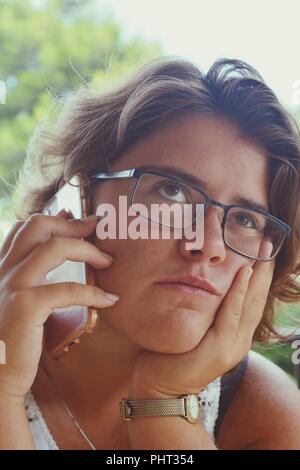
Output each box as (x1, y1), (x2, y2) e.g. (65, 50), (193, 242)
(95, 0), (300, 109)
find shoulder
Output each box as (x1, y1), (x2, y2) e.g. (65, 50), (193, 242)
(215, 349), (300, 450)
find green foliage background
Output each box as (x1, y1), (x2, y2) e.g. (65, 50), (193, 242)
(0, 0), (161, 220)
(0, 0), (300, 380)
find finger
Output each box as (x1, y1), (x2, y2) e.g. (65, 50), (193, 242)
(9, 236), (113, 289)
(0, 209), (70, 264)
(0, 210), (70, 263)
(1, 213), (101, 270)
(238, 240), (275, 337)
(213, 264), (253, 339)
(0, 220), (25, 262)
(18, 282), (120, 327)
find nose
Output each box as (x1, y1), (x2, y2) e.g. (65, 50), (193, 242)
(178, 205), (227, 265)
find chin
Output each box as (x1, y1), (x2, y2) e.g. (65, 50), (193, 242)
(135, 305), (212, 354)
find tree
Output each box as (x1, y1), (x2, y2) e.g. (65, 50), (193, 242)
(0, 0), (162, 217)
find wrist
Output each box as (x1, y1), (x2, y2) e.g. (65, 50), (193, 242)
(0, 400), (35, 450)
(0, 391), (25, 408)
(128, 379), (182, 400)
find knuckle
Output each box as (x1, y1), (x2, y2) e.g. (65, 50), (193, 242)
(249, 296), (260, 312)
(45, 235), (64, 251)
(233, 289), (246, 308)
(24, 213), (50, 238)
(64, 282), (80, 296)
(6, 289), (39, 324)
(65, 217), (85, 231)
(232, 310), (242, 322)
(65, 217), (80, 226)
(9, 289), (33, 308)
(237, 285), (247, 298)
(26, 212), (45, 228)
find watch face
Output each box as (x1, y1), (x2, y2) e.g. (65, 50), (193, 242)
(187, 394), (200, 422)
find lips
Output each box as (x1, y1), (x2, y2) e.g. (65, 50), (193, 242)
(156, 274), (221, 296)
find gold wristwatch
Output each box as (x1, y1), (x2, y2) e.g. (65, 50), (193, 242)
(119, 393), (202, 424)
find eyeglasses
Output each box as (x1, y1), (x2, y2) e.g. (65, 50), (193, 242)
(88, 166), (292, 262)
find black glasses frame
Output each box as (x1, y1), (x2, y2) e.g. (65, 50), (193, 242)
(87, 166), (292, 261)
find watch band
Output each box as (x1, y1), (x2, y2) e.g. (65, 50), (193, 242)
(119, 393), (202, 424)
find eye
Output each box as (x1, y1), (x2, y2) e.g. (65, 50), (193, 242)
(155, 181), (189, 203)
(233, 212), (259, 229)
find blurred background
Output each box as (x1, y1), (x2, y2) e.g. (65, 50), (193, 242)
(0, 0), (299, 379)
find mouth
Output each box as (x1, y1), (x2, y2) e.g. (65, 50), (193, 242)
(155, 275), (221, 297)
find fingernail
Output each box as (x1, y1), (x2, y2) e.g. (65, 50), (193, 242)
(101, 252), (114, 263)
(57, 209), (69, 217)
(83, 215), (99, 223)
(104, 292), (120, 302)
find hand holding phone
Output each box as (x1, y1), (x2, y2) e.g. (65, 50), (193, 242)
(0, 212), (119, 404)
(41, 175), (118, 359)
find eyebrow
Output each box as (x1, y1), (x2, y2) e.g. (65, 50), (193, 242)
(142, 164), (270, 214)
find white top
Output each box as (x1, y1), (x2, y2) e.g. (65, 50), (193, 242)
(24, 376), (221, 450)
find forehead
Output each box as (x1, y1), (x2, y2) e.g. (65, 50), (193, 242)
(112, 113), (270, 209)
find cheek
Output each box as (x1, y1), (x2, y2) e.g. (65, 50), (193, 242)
(94, 236), (164, 267)
(221, 253), (255, 295)
(92, 235), (166, 292)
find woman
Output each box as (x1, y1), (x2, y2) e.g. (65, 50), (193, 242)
(0, 56), (300, 450)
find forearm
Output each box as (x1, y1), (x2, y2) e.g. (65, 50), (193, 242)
(126, 384), (217, 450)
(0, 395), (35, 449)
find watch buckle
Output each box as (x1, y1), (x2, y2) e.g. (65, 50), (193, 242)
(183, 395), (189, 419)
(119, 399), (132, 420)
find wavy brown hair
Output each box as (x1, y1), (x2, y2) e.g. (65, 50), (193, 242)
(13, 55), (300, 343)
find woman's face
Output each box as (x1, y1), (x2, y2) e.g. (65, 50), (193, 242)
(91, 113), (269, 354)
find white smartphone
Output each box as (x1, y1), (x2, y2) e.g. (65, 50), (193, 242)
(42, 175), (98, 359)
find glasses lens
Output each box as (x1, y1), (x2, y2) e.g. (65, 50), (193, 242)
(132, 174), (206, 228)
(224, 207), (285, 260)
